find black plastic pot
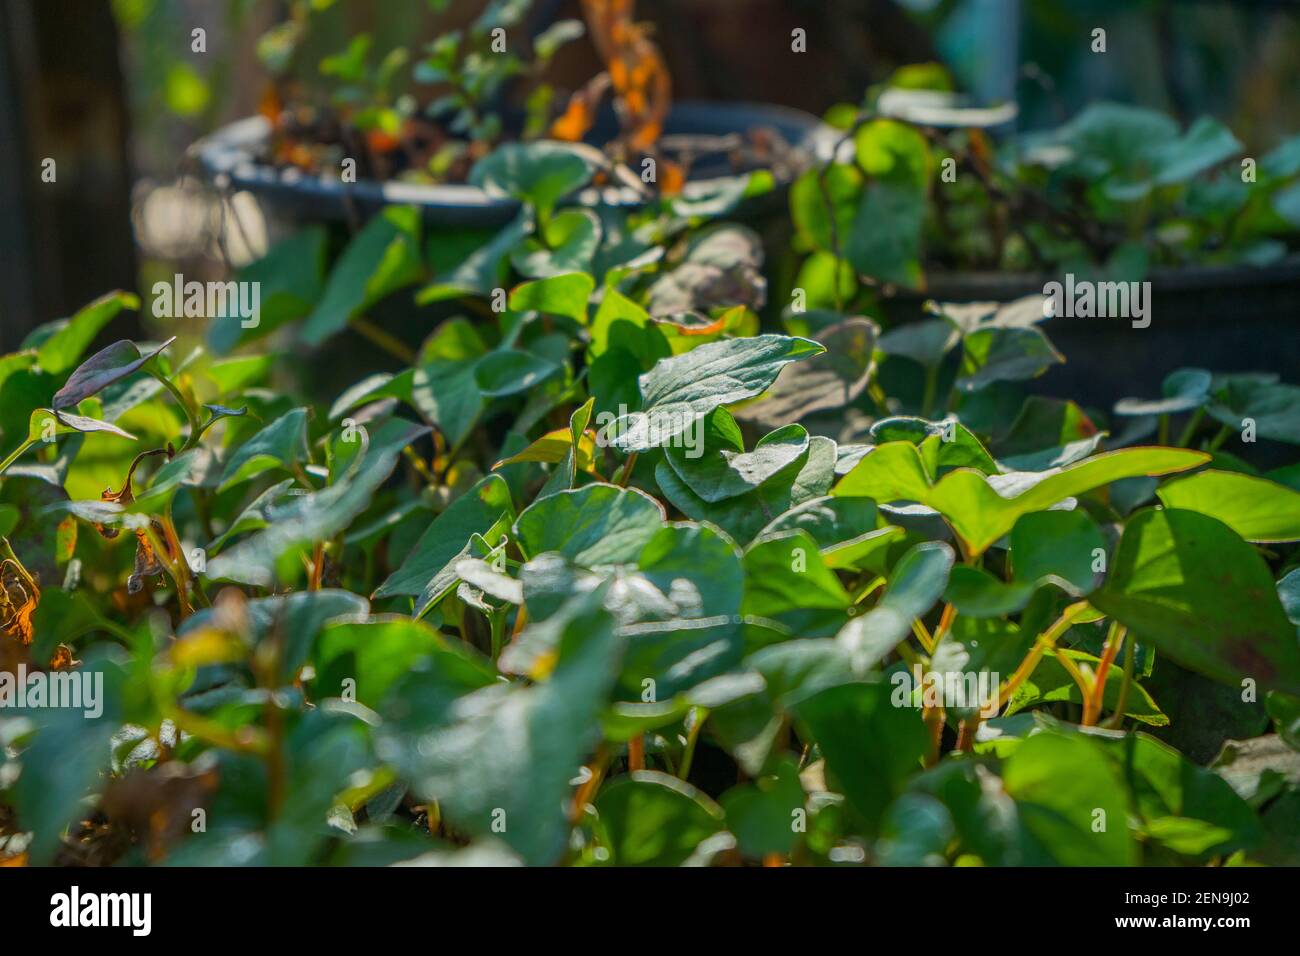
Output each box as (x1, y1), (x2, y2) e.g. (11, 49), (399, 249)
(192, 100), (833, 229)
(882, 260), (1300, 411)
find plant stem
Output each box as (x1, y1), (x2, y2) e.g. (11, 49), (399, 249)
(292, 461), (316, 491)
(934, 603), (956, 643)
(510, 604), (529, 640)
(569, 745), (610, 824)
(1176, 407), (1205, 448)
(309, 542), (325, 591)
(151, 518), (193, 619)
(679, 707), (707, 781)
(1206, 424), (1232, 452)
(922, 704), (945, 766)
(0, 438), (35, 477)
(1106, 634), (1138, 730)
(150, 369), (202, 451)
(489, 608), (506, 664)
(1157, 414), (1170, 446)
(617, 451), (638, 487)
(1084, 621), (1126, 726)
(921, 364), (939, 419)
(852, 575), (886, 605)
(911, 618), (935, 654)
(351, 317), (417, 364)
(955, 716), (981, 752)
(998, 600), (1091, 707)
(1053, 648), (1093, 710)
(627, 733), (645, 771)
(895, 640), (923, 668)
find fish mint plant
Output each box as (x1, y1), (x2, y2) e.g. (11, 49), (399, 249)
(3, 249), (1299, 868)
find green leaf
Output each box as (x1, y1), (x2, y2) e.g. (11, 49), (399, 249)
(756, 495), (881, 556)
(208, 228), (327, 354)
(719, 759), (806, 859)
(51, 337), (175, 410)
(218, 407), (310, 491)
(994, 397), (1103, 473)
(1001, 731), (1139, 866)
(36, 291), (139, 376)
(181, 589), (370, 682)
(878, 318), (958, 369)
(29, 587), (116, 660)
(1090, 508), (1300, 695)
(510, 210), (600, 279)
(318, 617), (496, 707)
(587, 287), (667, 365)
(300, 206), (423, 347)
(875, 793), (955, 866)
(837, 541), (954, 672)
(375, 474), (514, 603)
(1115, 368), (1212, 416)
(870, 416), (999, 477)
(10, 655), (124, 863)
(656, 436), (837, 545)
(1103, 732), (1261, 858)
(470, 141), (600, 219)
(956, 326), (1063, 392)
(473, 349), (562, 398)
(209, 478), (295, 554)
(930, 616), (1033, 718)
(391, 590), (623, 865)
(508, 272), (595, 324)
(903, 761), (1021, 865)
(206, 418), (429, 586)
(1207, 378), (1300, 445)
(791, 162), (862, 254)
(412, 360), (485, 448)
(942, 567), (1035, 618)
(845, 120), (931, 288)
(1150, 116), (1241, 187)
(1157, 469), (1300, 543)
(1008, 648), (1168, 726)
(666, 423), (809, 503)
(513, 483), (665, 566)
(943, 507), (1111, 616)
(29, 405), (136, 443)
(596, 771), (724, 866)
(794, 681), (930, 834)
(835, 443), (1208, 556)
(1280, 568), (1300, 633)
(734, 318), (877, 429)
(742, 530), (852, 637)
(417, 212), (531, 302)
(533, 18), (584, 60)
(611, 334), (825, 453)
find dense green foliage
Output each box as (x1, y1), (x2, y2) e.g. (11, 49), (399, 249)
(2, 97), (1300, 868)
(793, 67), (1300, 309)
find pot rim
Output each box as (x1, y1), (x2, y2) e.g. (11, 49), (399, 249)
(190, 99), (837, 223)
